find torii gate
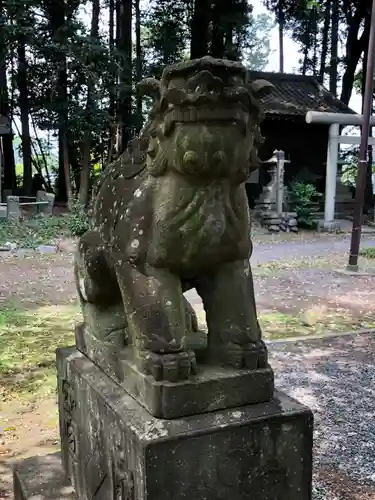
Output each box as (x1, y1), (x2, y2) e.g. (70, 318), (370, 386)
(305, 111), (375, 231)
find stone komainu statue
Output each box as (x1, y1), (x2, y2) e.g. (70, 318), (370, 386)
(75, 56), (273, 383)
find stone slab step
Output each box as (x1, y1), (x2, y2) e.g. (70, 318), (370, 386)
(13, 452), (76, 500)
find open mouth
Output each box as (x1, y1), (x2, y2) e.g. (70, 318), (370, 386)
(163, 105), (248, 136)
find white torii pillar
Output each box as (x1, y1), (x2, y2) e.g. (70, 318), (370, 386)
(306, 111), (375, 232)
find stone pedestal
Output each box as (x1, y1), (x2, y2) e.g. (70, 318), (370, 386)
(7, 195), (21, 219)
(75, 324), (274, 419)
(36, 190), (55, 215)
(53, 347), (312, 500)
(317, 219), (341, 233)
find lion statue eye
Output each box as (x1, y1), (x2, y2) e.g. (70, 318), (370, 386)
(229, 75), (244, 86)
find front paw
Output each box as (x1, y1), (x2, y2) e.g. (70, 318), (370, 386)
(220, 340), (268, 370)
(138, 350), (197, 382)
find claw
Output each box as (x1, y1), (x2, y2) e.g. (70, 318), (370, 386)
(138, 350), (196, 381)
(219, 341), (268, 370)
(178, 352), (191, 379)
(163, 354), (179, 382)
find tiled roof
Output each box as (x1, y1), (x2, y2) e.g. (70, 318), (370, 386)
(248, 71), (356, 118)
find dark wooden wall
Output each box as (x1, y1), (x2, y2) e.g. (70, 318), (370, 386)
(258, 118), (329, 193)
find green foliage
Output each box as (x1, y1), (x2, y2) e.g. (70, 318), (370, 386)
(243, 13), (274, 70)
(286, 181), (322, 228)
(0, 216), (69, 248)
(341, 163), (358, 189)
(67, 197), (89, 236)
(359, 247), (375, 259)
(340, 146), (375, 189)
(143, 0), (190, 78)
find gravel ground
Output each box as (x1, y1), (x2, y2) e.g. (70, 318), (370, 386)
(269, 332), (375, 499)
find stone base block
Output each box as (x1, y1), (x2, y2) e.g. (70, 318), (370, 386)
(317, 219), (341, 233)
(57, 347), (313, 500)
(75, 324), (274, 419)
(13, 452), (75, 500)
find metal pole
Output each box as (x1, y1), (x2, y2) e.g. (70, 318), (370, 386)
(348, 0), (375, 271)
(275, 150), (285, 216)
(0, 137), (2, 203)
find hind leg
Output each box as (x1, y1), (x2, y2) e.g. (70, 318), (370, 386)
(75, 231), (127, 347)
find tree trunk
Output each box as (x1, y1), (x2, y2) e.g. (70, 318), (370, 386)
(44, 0), (71, 202)
(0, 4), (16, 191)
(107, 0), (116, 162)
(301, 12), (313, 75)
(340, 25), (368, 105)
(58, 58), (71, 202)
(190, 0), (211, 58)
(31, 115), (52, 191)
(329, 0), (339, 96)
(211, 0), (225, 58)
(135, 0), (143, 133)
(319, 0), (331, 81)
(278, 0), (284, 73)
(79, 0), (100, 207)
(17, 36), (33, 195)
(116, 0), (132, 154)
(311, 8), (318, 75)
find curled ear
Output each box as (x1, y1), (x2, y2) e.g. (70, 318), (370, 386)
(137, 78), (161, 101)
(250, 79), (274, 98)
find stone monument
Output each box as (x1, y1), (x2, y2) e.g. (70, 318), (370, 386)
(14, 57), (313, 500)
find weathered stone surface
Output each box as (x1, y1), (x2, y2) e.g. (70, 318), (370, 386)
(75, 324), (273, 418)
(36, 190), (55, 215)
(7, 195), (21, 219)
(73, 56), (275, 398)
(58, 347), (313, 500)
(266, 218), (282, 225)
(13, 452), (76, 500)
(317, 220), (341, 233)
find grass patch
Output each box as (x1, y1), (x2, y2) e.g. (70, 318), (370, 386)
(0, 303), (80, 407)
(359, 246), (375, 259)
(259, 308), (375, 340)
(0, 217), (70, 248)
(254, 255), (342, 275)
(196, 305), (375, 340)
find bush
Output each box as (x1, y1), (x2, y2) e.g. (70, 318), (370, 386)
(359, 247), (375, 259)
(0, 216), (69, 248)
(67, 198), (89, 236)
(286, 181), (322, 229)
